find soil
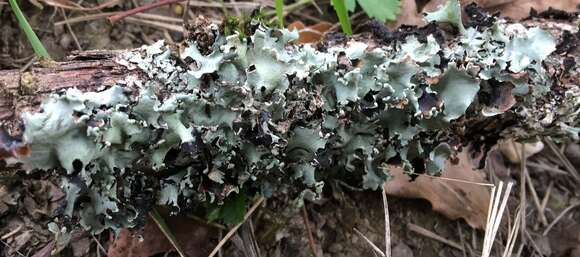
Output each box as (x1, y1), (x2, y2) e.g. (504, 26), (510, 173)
(1, 1), (579, 257)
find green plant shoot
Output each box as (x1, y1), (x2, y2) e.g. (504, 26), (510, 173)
(8, 0), (51, 59)
(331, 0), (353, 35)
(275, 0), (284, 28)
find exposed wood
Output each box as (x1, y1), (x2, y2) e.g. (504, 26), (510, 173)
(0, 50), (140, 126)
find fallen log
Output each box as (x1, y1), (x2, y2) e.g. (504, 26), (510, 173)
(0, 3), (578, 234)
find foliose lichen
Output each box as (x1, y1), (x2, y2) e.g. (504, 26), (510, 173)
(11, 0), (579, 233)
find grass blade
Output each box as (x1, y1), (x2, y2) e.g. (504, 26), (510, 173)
(331, 0), (352, 35)
(8, 0), (51, 59)
(275, 0), (284, 28)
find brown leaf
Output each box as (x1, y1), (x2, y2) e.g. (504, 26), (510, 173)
(484, 0), (579, 20)
(288, 21), (333, 44)
(387, 0), (427, 28)
(394, 0), (579, 29)
(108, 212), (216, 257)
(384, 149), (491, 229)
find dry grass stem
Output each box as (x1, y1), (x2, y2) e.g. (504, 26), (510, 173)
(542, 202), (580, 236)
(501, 208), (521, 257)
(545, 137), (580, 182)
(207, 197), (265, 257)
(482, 181), (514, 257)
(382, 187), (391, 257)
(353, 228), (386, 257)
(408, 223), (463, 250)
(302, 204), (319, 257)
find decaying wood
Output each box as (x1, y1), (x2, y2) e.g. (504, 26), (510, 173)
(0, 18), (577, 132)
(0, 50), (139, 123)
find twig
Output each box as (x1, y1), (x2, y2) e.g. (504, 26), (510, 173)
(19, 56), (36, 72)
(524, 169), (548, 226)
(207, 197), (265, 257)
(408, 223), (463, 250)
(125, 17), (184, 32)
(0, 239), (26, 257)
(545, 137), (580, 182)
(518, 144), (527, 246)
(527, 161), (569, 176)
(149, 208), (187, 257)
(229, 0), (241, 17)
(59, 8), (83, 51)
(353, 228), (386, 257)
(403, 172), (495, 187)
(91, 234), (108, 257)
(539, 181), (553, 214)
(186, 214), (227, 230)
(524, 230), (544, 256)
(248, 219), (262, 257)
(109, 0), (181, 23)
(1, 225), (22, 240)
(182, 0), (191, 25)
(55, 12), (116, 26)
(109, 0), (265, 23)
(382, 187), (391, 257)
(457, 222), (467, 257)
(302, 204), (319, 257)
(542, 202), (580, 236)
(36, 0), (120, 11)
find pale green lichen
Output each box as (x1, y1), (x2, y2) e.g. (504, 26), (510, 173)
(12, 0), (577, 234)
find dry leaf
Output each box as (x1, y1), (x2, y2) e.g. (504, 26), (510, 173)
(484, 0), (579, 20)
(108, 212), (215, 257)
(387, 0), (428, 28)
(384, 149), (491, 229)
(288, 21), (332, 44)
(394, 0), (579, 28)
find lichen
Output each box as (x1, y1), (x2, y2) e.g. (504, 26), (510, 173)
(10, 0), (579, 234)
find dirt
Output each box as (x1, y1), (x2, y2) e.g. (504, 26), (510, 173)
(1, 1), (580, 257)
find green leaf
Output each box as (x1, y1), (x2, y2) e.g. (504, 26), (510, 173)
(356, 0), (401, 22)
(221, 193), (248, 225)
(331, 0), (353, 35)
(8, 0), (51, 59)
(275, 0), (284, 28)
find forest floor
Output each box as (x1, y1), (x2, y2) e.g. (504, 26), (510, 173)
(1, 0), (579, 257)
